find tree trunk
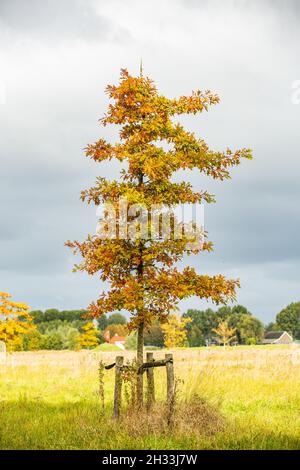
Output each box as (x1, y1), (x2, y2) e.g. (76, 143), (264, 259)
(136, 168), (144, 408)
(136, 321), (144, 407)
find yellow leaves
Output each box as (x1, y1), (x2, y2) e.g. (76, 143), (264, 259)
(0, 292), (34, 350)
(161, 313), (192, 348)
(0, 292), (31, 317)
(79, 322), (99, 349)
(0, 292), (11, 298)
(142, 148), (175, 182)
(0, 292), (33, 351)
(212, 320), (237, 346)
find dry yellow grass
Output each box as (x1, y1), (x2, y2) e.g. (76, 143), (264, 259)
(1, 345), (300, 449)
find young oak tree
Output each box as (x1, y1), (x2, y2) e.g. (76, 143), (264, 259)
(67, 68), (251, 405)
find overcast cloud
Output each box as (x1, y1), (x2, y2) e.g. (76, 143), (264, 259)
(0, 0), (300, 323)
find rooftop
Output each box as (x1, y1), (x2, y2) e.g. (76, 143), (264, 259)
(264, 331), (286, 340)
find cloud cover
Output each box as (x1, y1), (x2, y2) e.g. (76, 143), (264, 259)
(0, 0), (299, 322)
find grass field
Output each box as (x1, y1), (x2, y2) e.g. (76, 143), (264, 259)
(1, 345), (300, 450)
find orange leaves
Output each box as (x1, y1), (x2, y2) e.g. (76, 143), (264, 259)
(170, 89), (220, 115)
(85, 140), (126, 163)
(88, 276), (144, 318)
(102, 69), (157, 127)
(85, 139), (112, 162)
(143, 267), (239, 311)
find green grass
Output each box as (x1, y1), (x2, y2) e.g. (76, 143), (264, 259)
(1, 346), (300, 450)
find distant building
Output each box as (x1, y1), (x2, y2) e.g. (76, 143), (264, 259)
(205, 338), (219, 347)
(262, 331), (293, 345)
(110, 334), (126, 350)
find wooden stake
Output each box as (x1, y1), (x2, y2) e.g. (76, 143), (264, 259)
(165, 353), (175, 425)
(136, 321), (144, 407)
(146, 352), (155, 409)
(114, 356), (123, 419)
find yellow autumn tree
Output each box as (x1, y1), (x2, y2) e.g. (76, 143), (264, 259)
(0, 292), (34, 351)
(161, 313), (192, 349)
(213, 319), (236, 347)
(79, 322), (99, 349)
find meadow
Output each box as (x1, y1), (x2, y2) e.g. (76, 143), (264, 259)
(1, 345), (300, 450)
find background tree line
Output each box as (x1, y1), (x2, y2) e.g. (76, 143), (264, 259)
(21, 310), (128, 351)
(10, 301), (300, 351)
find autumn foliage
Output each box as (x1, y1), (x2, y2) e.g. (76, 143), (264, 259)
(66, 68), (251, 361)
(161, 314), (192, 349)
(213, 320), (237, 347)
(79, 322), (99, 349)
(0, 292), (33, 351)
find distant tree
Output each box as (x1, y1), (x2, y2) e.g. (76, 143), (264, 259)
(231, 305), (250, 316)
(216, 304), (249, 325)
(59, 309), (87, 322)
(236, 314), (264, 345)
(97, 314), (108, 330)
(29, 310), (43, 323)
(216, 305), (263, 344)
(66, 328), (81, 351)
(42, 309), (61, 322)
(22, 324), (81, 351)
(144, 320), (164, 348)
(265, 321), (281, 333)
(215, 306), (233, 320)
(183, 308), (216, 344)
(188, 324), (204, 347)
(52, 325), (81, 350)
(0, 292), (34, 351)
(22, 329), (43, 351)
(30, 309), (87, 324)
(79, 322), (99, 349)
(36, 319), (85, 334)
(213, 320), (236, 347)
(276, 302), (300, 338)
(183, 305), (263, 345)
(125, 332), (137, 350)
(107, 313), (127, 326)
(42, 331), (64, 350)
(161, 314), (192, 349)
(104, 324), (128, 338)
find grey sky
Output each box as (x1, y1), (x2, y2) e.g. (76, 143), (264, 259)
(0, 0), (299, 323)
